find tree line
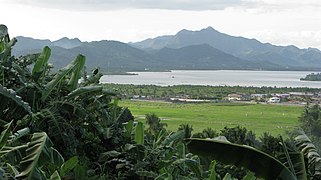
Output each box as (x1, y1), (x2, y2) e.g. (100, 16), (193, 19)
(301, 73), (321, 81)
(105, 83), (319, 100)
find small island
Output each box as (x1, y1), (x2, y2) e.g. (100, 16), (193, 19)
(300, 73), (321, 81)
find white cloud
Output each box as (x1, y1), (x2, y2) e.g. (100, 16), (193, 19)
(2, 0), (258, 11)
(4, 0), (321, 12)
(1, 0), (321, 50)
(241, 30), (321, 49)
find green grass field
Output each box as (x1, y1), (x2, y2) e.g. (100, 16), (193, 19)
(119, 100), (304, 136)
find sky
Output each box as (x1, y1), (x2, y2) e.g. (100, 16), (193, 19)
(1, 0), (321, 50)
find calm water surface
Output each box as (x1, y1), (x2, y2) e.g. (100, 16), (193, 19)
(100, 70), (321, 88)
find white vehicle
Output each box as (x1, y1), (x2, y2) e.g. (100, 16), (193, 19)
(268, 97), (280, 103)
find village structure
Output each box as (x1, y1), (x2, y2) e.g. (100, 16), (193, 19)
(223, 92), (320, 104)
(131, 91), (321, 105)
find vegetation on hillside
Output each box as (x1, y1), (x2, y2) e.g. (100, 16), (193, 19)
(133, 26), (321, 71)
(15, 26), (321, 73)
(1, 24), (321, 179)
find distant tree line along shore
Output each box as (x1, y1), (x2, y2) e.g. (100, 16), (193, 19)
(300, 72), (321, 81)
(106, 84), (321, 104)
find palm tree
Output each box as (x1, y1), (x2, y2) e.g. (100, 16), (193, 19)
(145, 113), (167, 135)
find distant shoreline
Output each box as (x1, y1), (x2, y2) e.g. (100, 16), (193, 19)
(103, 69), (321, 75)
(103, 72), (138, 75)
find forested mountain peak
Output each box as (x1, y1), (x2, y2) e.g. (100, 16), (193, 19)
(11, 27), (321, 72)
(132, 27), (321, 70)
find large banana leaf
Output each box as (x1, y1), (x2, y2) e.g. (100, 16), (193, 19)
(162, 130), (184, 147)
(135, 122), (144, 145)
(59, 156), (78, 177)
(49, 171), (61, 180)
(67, 55), (85, 91)
(0, 35), (16, 58)
(278, 136), (307, 180)
(16, 132), (64, 180)
(0, 127), (30, 162)
(0, 25), (8, 39)
(0, 144), (28, 160)
(208, 160), (217, 180)
(173, 158), (202, 178)
(185, 138), (296, 180)
(65, 86), (103, 100)
(0, 24), (8, 53)
(0, 85), (32, 120)
(295, 131), (321, 179)
(277, 152), (307, 180)
(32, 46), (51, 82)
(124, 120), (134, 140)
(2, 163), (20, 179)
(0, 121), (12, 148)
(81, 69), (103, 86)
(41, 55), (85, 102)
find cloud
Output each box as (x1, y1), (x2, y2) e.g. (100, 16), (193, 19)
(2, 0), (258, 11)
(2, 0), (320, 12)
(251, 0), (321, 11)
(241, 30), (321, 49)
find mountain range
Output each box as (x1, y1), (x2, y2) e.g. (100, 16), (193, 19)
(12, 27), (321, 72)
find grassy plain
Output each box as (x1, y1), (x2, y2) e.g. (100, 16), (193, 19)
(119, 100), (304, 136)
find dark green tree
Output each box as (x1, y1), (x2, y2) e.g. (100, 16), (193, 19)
(220, 126), (256, 146)
(145, 113), (167, 135)
(300, 104), (321, 136)
(259, 132), (283, 157)
(178, 123), (194, 138)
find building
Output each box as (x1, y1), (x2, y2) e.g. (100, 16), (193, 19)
(227, 93), (250, 101)
(251, 94), (268, 101)
(289, 92), (314, 98)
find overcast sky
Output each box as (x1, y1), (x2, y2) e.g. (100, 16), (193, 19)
(1, 0), (321, 49)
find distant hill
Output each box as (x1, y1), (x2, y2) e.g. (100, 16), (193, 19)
(13, 36), (52, 55)
(49, 41), (162, 72)
(52, 37), (82, 49)
(12, 27), (321, 72)
(13, 37), (160, 72)
(12, 37), (263, 72)
(13, 36), (82, 57)
(132, 27), (321, 70)
(152, 44), (260, 70)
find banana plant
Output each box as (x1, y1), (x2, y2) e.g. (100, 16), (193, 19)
(0, 24), (16, 58)
(1, 24), (134, 179)
(134, 122), (144, 145)
(0, 85), (32, 117)
(41, 54), (86, 102)
(185, 138), (297, 180)
(295, 130), (321, 179)
(0, 24), (9, 53)
(32, 46), (51, 82)
(0, 120), (65, 179)
(16, 132), (64, 179)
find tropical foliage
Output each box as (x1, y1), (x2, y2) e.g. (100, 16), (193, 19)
(1, 24), (321, 180)
(0, 24), (129, 179)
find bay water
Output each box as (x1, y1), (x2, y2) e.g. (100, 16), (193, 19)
(100, 70), (321, 88)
